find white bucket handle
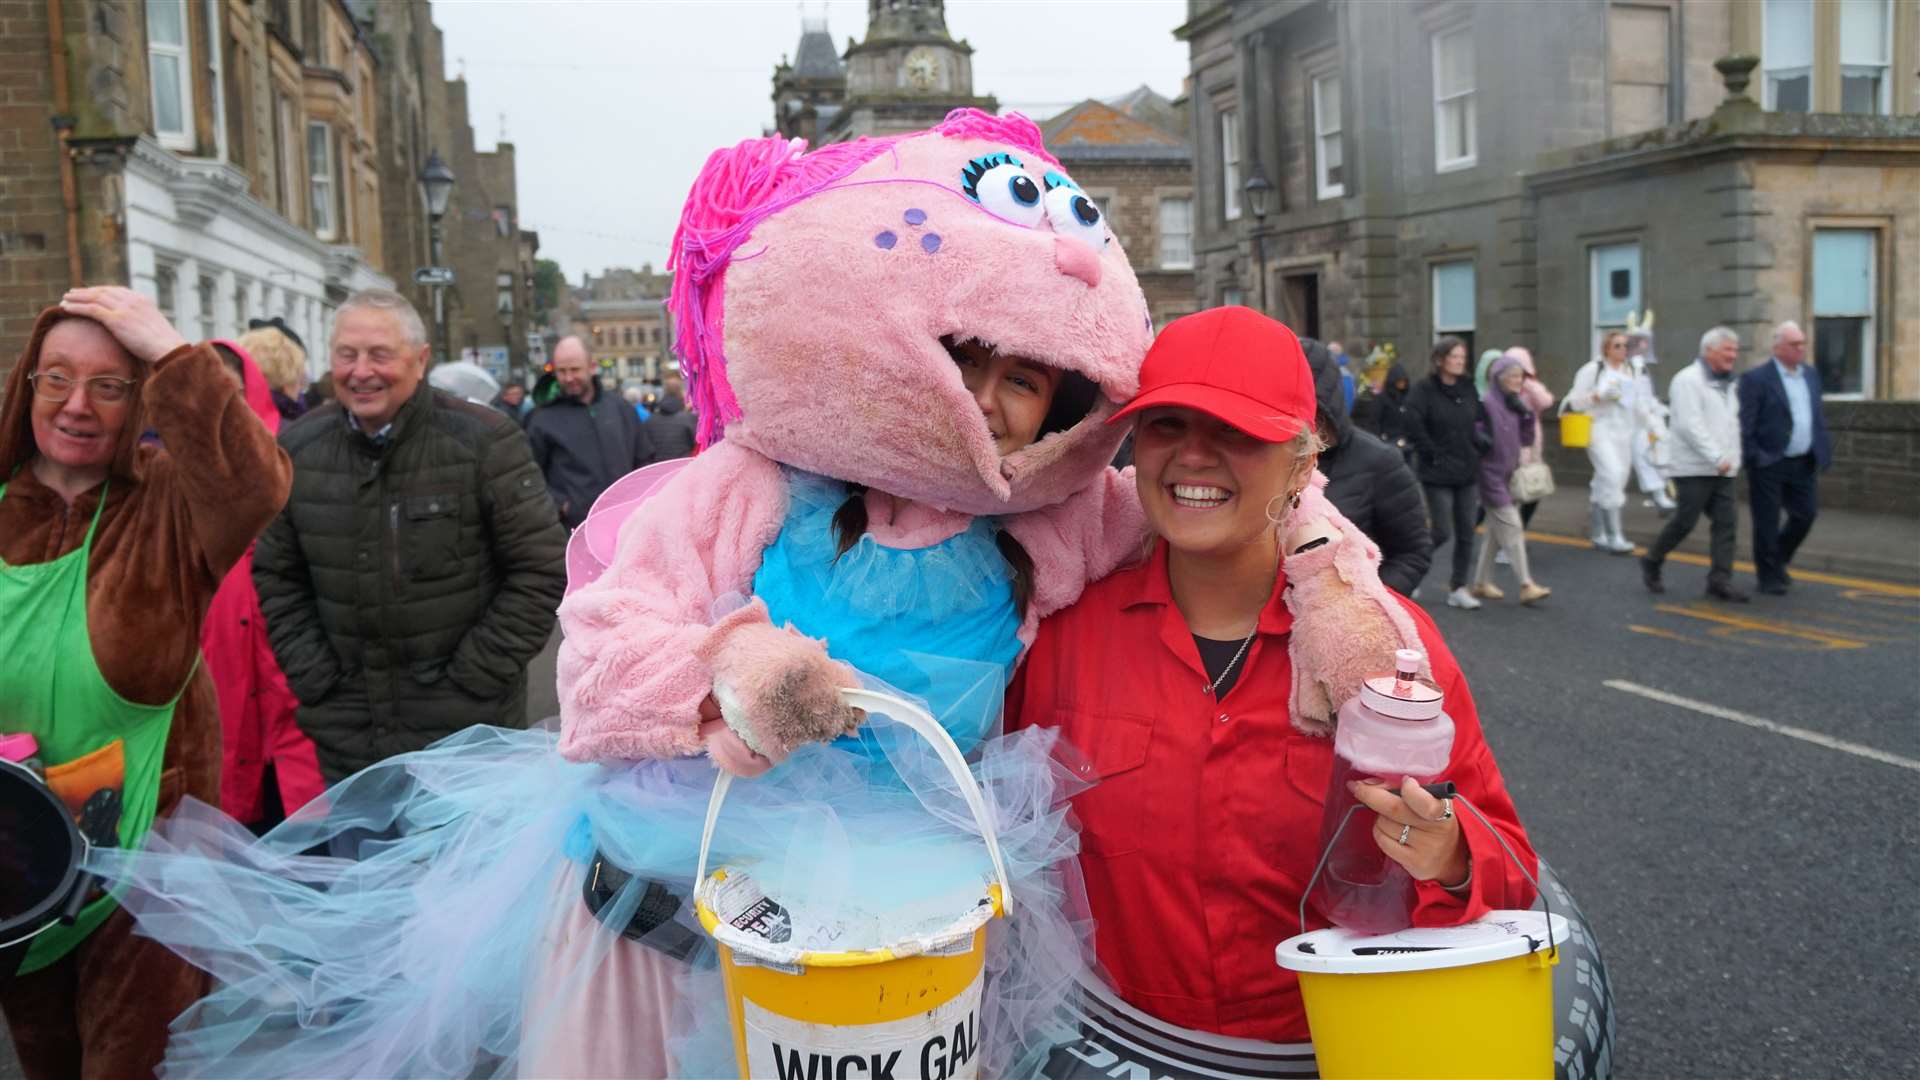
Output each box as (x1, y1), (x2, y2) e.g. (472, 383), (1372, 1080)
(695, 687), (1014, 919)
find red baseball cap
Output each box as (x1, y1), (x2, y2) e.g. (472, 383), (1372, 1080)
(1108, 306), (1316, 442)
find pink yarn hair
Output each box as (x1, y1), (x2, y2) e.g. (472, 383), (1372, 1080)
(666, 109), (1055, 447)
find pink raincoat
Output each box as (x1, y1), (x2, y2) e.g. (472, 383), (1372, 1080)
(201, 340), (324, 823)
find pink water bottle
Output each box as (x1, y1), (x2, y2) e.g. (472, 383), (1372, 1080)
(1309, 649), (1453, 934)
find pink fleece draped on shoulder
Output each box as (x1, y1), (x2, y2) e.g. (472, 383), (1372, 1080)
(555, 442), (790, 762)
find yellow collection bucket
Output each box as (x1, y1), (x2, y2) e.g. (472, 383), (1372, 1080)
(1559, 409), (1592, 448)
(693, 689), (1013, 1080)
(1276, 911), (1568, 1079)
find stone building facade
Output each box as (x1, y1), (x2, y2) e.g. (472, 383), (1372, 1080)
(770, 0), (995, 145)
(1041, 96), (1198, 330)
(1179, 0), (1920, 511)
(353, 0), (536, 383)
(1, 0), (533, 386)
(0, 0), (392, 381)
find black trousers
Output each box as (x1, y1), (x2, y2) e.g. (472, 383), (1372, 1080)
(1423, 481), (1479, 590)
(1748, 454), (1818, 586)
(1645, 475), (1736, 586)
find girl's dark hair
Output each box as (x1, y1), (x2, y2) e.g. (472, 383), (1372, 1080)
(832, 485), (1035, 619)
(1429, 335), (1466, 371)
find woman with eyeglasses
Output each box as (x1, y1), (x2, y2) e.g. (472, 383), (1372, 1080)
(0, 286), (290, 1077)
(1566, 329), (1657, 553)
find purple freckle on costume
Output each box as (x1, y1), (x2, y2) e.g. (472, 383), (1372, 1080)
(921, 233), (942, 254)
(874, 231), (897, 250)
(903, 208), (927, 226)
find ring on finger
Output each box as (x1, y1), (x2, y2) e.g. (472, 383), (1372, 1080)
(1437, 797), (1454, 823)
(1396, 823), (1412, 846)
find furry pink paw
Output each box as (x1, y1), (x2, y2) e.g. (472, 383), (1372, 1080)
(701, 719), (775, 778)
(701, 619), (862, 759)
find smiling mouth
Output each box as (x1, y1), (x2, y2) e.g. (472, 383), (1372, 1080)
(54, 424), (99, 441)
(1170, 483), (1232, 509)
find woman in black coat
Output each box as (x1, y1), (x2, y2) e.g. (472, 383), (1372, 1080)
(1302, 338), (1433, 597)
(1403, 336), (1490, 609)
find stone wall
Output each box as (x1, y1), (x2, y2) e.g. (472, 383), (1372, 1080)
(0, 0), (68, 358)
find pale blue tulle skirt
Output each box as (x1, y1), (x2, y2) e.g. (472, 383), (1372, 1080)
(85, 666), (1092, 1078)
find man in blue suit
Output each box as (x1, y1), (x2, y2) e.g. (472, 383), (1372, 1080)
(1737, 321), (1832, 595)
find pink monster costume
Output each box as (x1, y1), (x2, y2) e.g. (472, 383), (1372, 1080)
(82, 110), (1422, 1080)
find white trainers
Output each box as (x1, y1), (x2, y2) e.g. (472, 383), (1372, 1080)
(1494, 549), (1510, 565)
(1446, 587), (1483, 610)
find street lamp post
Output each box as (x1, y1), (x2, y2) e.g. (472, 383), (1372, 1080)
(1243, 165), (1273, 315)
(418, 150), (456, 364)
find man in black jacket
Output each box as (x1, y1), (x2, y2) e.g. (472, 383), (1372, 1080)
(255, 289), (567, 781)
(1303, 338), (1432, 596)
(525, 336), (657, 529)
(644, 372), (699, 460)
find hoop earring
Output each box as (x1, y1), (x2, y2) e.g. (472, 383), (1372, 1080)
(1264, 494), (1288, 527)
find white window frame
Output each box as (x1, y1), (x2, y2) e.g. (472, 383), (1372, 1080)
(146, 0), (195, 150)
(1312, 72), (1345, 200)
(204, 0), (228, 161)
(1588, 241), (1643, 349)
(275, 94), (299, 216)
(1431, 26), (1477, 172)
(1761, 0), (1814, 112)
(1838, 0), (1892, 116)
(1158, 196), (1193, 270)
(1430, 259), (1476, 340)
(1811, 228), (1878, 400)
(1219, 107), (1242, 222)
(308, 121), (336, 240)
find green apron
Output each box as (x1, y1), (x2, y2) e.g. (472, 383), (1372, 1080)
(0, 480), (184, 974)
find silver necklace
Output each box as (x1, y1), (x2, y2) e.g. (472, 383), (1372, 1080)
(1204, 625), (1260, 698)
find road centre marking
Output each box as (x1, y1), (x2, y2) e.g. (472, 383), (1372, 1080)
(1653, 602), (1867, 650)
(1627, 624), (1728, 649)
(1604, 680), (1920, 773)
(1526, 530), (1920, 599)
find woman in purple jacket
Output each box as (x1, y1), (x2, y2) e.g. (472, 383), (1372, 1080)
(1468, 353), (1551, 605)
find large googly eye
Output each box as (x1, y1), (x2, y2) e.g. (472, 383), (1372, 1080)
(961, 152), (1046, 227)
(1044, 184), (1108, 251)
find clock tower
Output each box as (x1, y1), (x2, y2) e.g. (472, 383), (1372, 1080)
(825, 0), (997, 142)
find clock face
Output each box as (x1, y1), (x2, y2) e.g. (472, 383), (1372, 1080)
(905, 47), (940, 90)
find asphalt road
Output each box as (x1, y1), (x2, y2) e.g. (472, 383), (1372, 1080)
(6, 547), (1916, 1078)
(1418, 526), (1920, 1078)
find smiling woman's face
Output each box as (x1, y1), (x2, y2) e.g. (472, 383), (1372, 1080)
(949, 340), (1061, 456)
(30, 319), (137, 472)
(1131, 405), (1307, 560)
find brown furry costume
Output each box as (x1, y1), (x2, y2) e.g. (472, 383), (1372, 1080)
(0, 306), (290, 1077)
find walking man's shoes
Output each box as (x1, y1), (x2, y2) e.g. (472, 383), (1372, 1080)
(1706, 581), (1751, 603)
(1639, 556), (1665, 594)
(1758, 580), (1789, 596)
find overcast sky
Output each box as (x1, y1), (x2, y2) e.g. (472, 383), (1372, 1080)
(433, 0), (1190, 280)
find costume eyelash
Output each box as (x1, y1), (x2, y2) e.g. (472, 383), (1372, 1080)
(960, 152), (1023, 201)
(1043, 171), (1077, 192)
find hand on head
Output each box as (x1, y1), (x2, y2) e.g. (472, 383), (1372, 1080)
(59, 286), (188, 364)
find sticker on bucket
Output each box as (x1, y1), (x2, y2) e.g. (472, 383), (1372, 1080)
(742, 967), (985, 1080)
(710, 872), (793, 944)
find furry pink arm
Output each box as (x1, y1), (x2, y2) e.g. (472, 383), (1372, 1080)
(555, 442), (791, 762)
(1281, 471), (1427, 733)
(1002, 466), (1147, 644)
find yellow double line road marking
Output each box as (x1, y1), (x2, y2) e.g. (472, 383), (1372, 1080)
(1653, 602), (1867, 649)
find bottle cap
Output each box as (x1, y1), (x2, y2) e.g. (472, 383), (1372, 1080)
(1360, 650), (1443, 720)
(0, 732), (39, 762)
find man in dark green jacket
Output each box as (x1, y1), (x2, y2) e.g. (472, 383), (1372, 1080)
(254, 289), (567, 780)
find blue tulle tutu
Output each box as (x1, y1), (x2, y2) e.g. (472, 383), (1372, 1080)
(85, 470), (1093, 1078)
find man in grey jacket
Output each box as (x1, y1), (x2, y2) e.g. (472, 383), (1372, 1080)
(255, 289), (567, 780)
(1641, 326), (1747, 602)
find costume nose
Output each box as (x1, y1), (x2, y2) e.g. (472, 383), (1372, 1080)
(1054, 236), (1102, 288)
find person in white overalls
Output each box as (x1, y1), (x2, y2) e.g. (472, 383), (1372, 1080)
(1566, 329), (1656, 553)
(1625, 321), (1677, 515)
